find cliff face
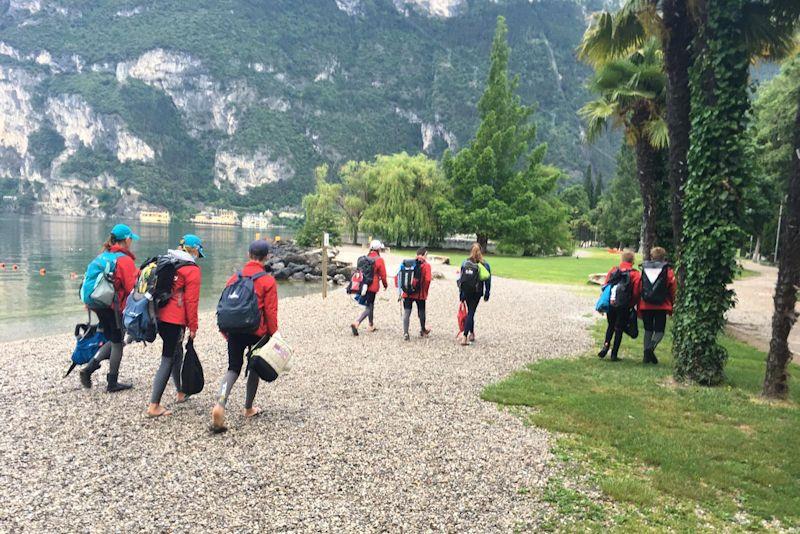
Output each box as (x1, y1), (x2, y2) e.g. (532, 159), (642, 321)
(0, 0), (618, 217)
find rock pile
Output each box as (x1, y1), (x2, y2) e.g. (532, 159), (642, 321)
(266, 242), (353, 284)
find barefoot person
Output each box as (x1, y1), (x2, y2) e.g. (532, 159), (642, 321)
(598, 250), (641, 361)
(401, 247), (433, 341)
(638, 246), (677, 364)
(146, 235), (204, 418)
(350, 240), (388, 335)
(79, 224), (139, 392)
(458, 243), (491, 346)
(211, 240), (278, 432)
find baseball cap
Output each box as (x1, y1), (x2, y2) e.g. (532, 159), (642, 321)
(180, 234), (205, 258)
(110, 223), (139, 241)
(249, 239), (272, 257)
(369, 239), (383, 251)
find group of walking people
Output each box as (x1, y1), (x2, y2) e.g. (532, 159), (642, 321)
(77, 224), (278, 433)
(348, 241), (492, 346)
(597, 247), (677, 363)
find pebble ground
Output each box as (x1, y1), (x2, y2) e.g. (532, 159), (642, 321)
(0, 273), (593, 531)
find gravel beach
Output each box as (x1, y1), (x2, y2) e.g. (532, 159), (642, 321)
(0, 267), (593, 531)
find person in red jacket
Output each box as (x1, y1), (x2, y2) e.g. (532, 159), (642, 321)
(146, 234), (204, 418)
(79, 223), (139, 392)
(598, 249), (641, 361)
(638, 246), (677, 364)
(350, 240), (388, 336)
(211, 240), (279, 433)
(402, 247), (433, 340)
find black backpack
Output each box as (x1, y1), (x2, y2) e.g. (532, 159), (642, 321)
(399, 259), (420, 295)
(608, 268), (633, 309)
(216, 271), (267, 334)
(459, 261), (481, 296)
(641, 261), (669, 305)
(137, 255), (193, 308)
(356, 255), (376, 287)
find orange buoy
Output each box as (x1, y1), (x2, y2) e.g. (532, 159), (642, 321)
(12, 264), (18, 271)
(0, 263), (5, 269)
(39, 268), (46, 276)
(70, 272), (78, 279)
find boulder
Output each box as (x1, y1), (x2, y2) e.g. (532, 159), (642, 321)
(274, 268), (293, 280)
(333, 274), (347, 285)
(432, 271), (445, 280)
(271, 261), (285, 272)
(304, 273), (322, 282)
(290, 272), (306, 281)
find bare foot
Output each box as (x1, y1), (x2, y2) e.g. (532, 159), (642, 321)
(146, 404), (172, 418)
(175, 392), (188, 403)
(211, 404), (227, 433)
(367, 325), (378, 333)
(459, 336), (469, 346)
(244, 407), (263, 418)
(468, 333), (475, 342)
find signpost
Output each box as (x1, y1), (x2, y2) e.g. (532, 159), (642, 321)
(322, 232), (329, 299)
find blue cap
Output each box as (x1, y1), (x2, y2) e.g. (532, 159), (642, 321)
(180, 234), (205, 258)
(110, 224), (139, 241)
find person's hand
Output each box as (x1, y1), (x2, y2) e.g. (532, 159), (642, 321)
(188, 330), (196, 339)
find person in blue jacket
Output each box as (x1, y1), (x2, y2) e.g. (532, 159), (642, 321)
(458, 243), (491, 346)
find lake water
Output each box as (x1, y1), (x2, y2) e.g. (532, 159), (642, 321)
(0, 214), (319, 342)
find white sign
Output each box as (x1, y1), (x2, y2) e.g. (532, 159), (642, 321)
(323, 232), (330, 247)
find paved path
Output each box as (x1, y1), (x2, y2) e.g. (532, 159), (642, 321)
(728, 261), (800, 356)
(0, 269), (593, 531)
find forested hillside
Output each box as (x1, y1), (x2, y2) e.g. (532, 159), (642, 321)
(0, 0), (617, 217)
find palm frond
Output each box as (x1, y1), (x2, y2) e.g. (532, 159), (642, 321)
(645, 117), (669, 149)
(579, 99), (617, 143)
(577, 12), (616, 66)
(743, 2), (800, 61)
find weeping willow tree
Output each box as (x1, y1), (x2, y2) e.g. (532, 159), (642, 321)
(360, 152), (454, 247)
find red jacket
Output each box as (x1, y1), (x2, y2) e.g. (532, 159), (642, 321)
(367, 251), (388, 293)
(109, 245), (138, 310)
(158, 262), (202, 332)
(604, 261), (641, 306)
(638, 265), (677, 314)
(403, 256), (432, 300)
(224, 261), (278, 337)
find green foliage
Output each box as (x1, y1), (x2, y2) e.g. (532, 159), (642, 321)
(595, 145), (642, 248)
(336, 160), (375, 245)
(295, 164), (342, 247)
(673, 0), (752, 385)
(482, 323), (800, 529)
(443, 16), (571, 255)
(26, 126), (65, 170)
(360, 153), (453, 246)
(582, 164), (596, 208)
(559, 184), (592, 241)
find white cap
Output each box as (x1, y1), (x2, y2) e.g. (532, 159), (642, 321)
(369, 239), (383, 251)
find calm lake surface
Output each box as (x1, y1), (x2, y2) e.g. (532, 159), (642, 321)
(0, 214), (319, 342)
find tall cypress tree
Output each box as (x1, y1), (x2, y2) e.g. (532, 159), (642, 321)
(583, 164), (595, 208)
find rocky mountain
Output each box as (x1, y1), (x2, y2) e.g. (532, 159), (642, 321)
(0, 0), (618, 218)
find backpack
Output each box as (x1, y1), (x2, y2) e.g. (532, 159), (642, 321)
(181, 339), (204, 395)
(595, 284), (612, 313)
(80, 251), (123, 308)
(356, 255), (376, 287)
(64, 312), (107, 378)
(123, 291), (158, 343)
(608, 268), (633, 309)
(641, 261), (669, 305)
(399, 259), (421, 295)
(217, 271), (268, 334)
(459, 261), (481, 296)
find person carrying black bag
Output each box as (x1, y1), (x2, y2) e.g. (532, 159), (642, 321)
(598, 250), (641, 361)
(211, 240), (278, 434)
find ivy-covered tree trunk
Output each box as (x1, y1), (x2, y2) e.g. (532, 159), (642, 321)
(672, 0), (749, 386)
(477, 233), (489, 253)
(633, 105), (660, 261)
(762, 95), (800, 399)
(661, 0), (693, 277)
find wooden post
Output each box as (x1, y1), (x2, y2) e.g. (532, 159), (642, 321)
(322, 232), (329, 299)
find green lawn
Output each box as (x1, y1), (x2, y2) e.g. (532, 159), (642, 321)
(482, 324), (800, 531)
(399, 247), (757, 286)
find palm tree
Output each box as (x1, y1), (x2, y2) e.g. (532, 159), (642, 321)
(580, 40), (667, 259)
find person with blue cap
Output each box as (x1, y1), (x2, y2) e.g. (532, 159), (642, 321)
(146, 234), (204, 418)
(79, 223), (140, 392)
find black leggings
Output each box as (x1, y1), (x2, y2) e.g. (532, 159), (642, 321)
(149, 322), (185, 404)
(403, 298), (427, 334)
(216, 333), (264, 409)
(641, 310), (667, 333)
(463, 295), (481, 337)
(604, 308), (630, 356)
(94, 307), (123, 343)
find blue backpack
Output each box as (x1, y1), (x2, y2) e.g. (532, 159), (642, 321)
(595, 283), (612, 313)
(65, 313), (107, 378)
(80, 251), (123, 308)
(123, 292), (157, 343)
(217, 271), (267, 334)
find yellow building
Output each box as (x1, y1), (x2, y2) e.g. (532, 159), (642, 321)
(139, 210), (171, 224)
(191, 209), (240, 226)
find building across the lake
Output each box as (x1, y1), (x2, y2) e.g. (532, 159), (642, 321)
(191, 209), (239, 226)
(139, 210), (171, 225)
(242, 211), (274, 229)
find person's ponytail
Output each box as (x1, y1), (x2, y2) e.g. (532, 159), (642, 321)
(101, 234), (117, 253)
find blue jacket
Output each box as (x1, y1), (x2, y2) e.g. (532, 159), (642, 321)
(459, 260), (491, 300)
